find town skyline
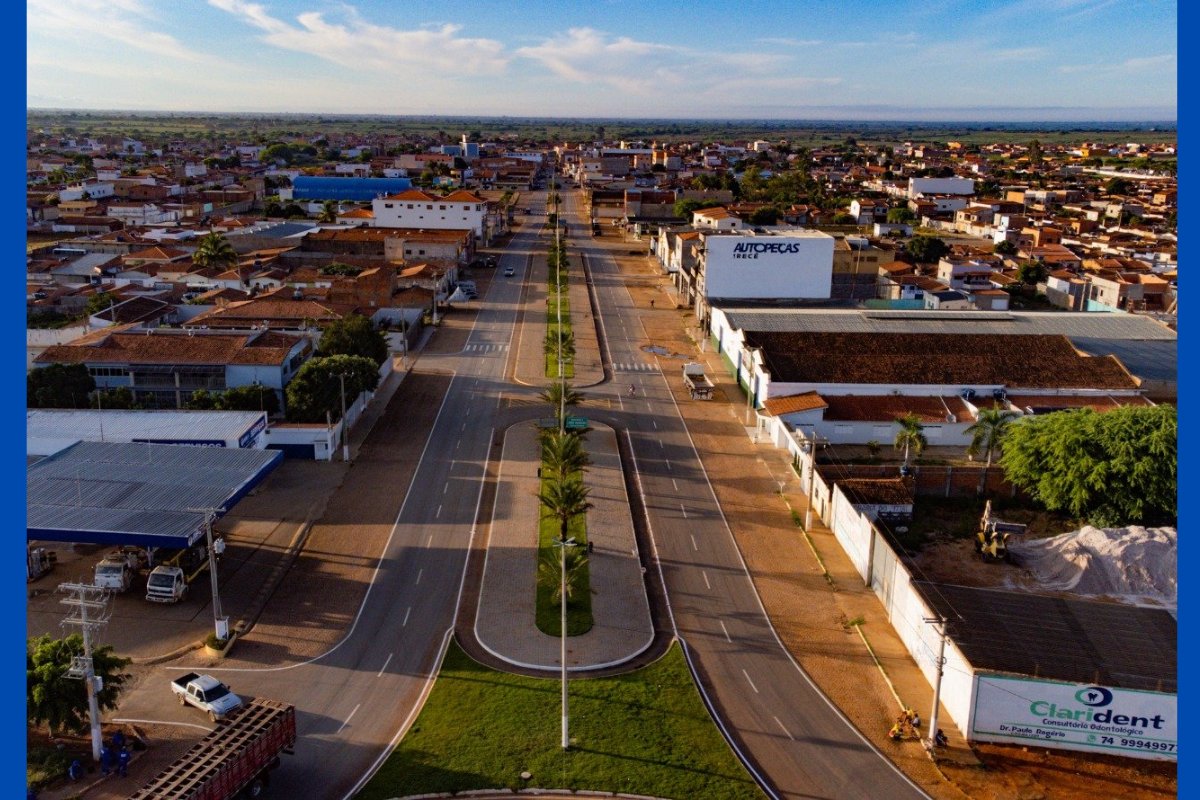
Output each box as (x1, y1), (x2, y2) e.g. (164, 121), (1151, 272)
(28, 0), (1177, 121)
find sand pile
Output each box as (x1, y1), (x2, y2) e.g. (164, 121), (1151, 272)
(1010, 526), (1176, 606)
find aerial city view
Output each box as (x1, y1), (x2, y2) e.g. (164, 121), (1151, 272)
(22, 2), (1178, 799)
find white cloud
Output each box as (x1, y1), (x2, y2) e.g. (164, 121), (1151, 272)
(27, 0), (208, 62)
(207, 0), (508, 74)
(755, 37), (823, 47)
(1059, 53), (1175, 74)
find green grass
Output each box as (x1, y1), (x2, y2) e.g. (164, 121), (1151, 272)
(536, 471), (592, 636)
(356, 642), (767, 800)
(545, 276), (575, 379)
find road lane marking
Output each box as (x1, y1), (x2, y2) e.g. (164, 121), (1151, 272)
(742, 669), (759, 694)
(415, 569), (423, 585)
(658, 440), (664, 448)
(680, 504), (687, 518)
(702, 571), (711, 589)
(456, 440), (461, 450)
(690, 534), (698, 551)
(377, 653), (393, 677)
(652, 420), (658, 429)
(403, 607), (411, 626)
(338, 704), (361, 733)
(427, 534), (433, 546)
(774, 715), (795, 740)
(665, 459), (671, 470)
(461, 423), (466, 432)
(719, 620), (732, 642)
(673, 479), (679, 490)
(437, 505), (442, 518)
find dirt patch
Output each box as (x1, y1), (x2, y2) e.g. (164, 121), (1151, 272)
(939, 741), (1176, 800)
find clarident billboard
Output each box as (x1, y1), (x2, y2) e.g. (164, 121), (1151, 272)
(971, 674), (1176, 760)
(704, 234), (833, 300)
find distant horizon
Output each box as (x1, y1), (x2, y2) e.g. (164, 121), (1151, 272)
(26, 108), (1178, 130)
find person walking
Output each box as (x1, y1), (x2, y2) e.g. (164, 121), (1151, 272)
(67, 759), (84, 782)
(117, 747), (130, 778)
(99, 743), (114, 776)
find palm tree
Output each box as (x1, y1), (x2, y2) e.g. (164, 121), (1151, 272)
(540, 430), (589, 481)
(318, 200), (338, 223)
(539, 477), (593, 546)
(893, 413), (928, 472)
(537, 549), (588, 608)
(193, 229), (238, 272)
(540, 382), (583, 411)
(966, 408), (1019, 494)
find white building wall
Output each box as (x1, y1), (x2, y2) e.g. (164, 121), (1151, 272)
(370, 197), (485, 240)
(703, 232), (834, 300)
(908, 177), (975, 197)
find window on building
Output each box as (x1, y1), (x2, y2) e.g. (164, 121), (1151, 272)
(384, 203), (393, 209)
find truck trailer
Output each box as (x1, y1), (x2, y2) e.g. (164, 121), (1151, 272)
(682, 362), (714, 400)
(127, 698), (295, 800)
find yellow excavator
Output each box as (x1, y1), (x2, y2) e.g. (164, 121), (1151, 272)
(975, 500), (1027, 563)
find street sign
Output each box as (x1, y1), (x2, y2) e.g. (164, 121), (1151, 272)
(565, 416), (589, 430)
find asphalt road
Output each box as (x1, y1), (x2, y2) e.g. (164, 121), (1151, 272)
(561, 185), (929, 800)
(112, 179), (928, 800)
(113, 212), (548, 800)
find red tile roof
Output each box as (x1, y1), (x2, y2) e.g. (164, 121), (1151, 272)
(763, 392), (828, 415)
(35, 329), (306, 367)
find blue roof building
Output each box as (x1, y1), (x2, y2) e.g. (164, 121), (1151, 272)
(291, 176), (413, 201)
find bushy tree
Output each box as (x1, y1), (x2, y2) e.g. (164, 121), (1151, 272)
(220, 384), (280, 415)
(319, 314), (389, 366)
(285, 354), (379, 423)
(999, 406), (1176, 524)
(84, 291), (120, 317)
(886, 207), (916, 224)
(28, 364), (95, 408)
(28, 634), (130, 735)
(1018, 261), (1048, 287)
(904, 235), (949, 264)
(994, 239), (1017, 256)
(748, 207), (780, 226)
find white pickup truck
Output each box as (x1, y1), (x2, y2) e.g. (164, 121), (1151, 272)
(171, 673), (244, 721)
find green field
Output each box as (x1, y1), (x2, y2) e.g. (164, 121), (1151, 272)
(356, 642), (766, 800)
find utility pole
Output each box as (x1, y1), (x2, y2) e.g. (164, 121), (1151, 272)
(925, 616), (948, 752)
(187, 507), (229, 641)
(803, 430), (825, 531)
(59, 582), (112, 762)
(339, 372), (350, 462)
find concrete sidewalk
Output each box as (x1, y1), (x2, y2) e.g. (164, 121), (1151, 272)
(474, 421), (653, 671)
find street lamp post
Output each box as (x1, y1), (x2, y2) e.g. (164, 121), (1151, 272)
(553, 535), (578, 749)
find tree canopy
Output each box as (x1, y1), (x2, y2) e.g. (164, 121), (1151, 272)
(84, 291), (120, 317)
(999, 406), (1176, 525)
(904, 235), (949, 264)
(28, 634), (130, 735)
(285, 354), (380, 423)
(319, 314), (389, 366)
(28, 364), (95, 409)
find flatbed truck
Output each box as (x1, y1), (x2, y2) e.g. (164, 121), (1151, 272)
(683, 362), (714, 400)
(127, 698), (296, 800)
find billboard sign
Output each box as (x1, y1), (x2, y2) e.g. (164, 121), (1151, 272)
(971, 674), (1176, 760)
(703, 233), (834, 300)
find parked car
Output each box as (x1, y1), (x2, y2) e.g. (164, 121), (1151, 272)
(94, 555), (136, 592)
(504, 267), (515, 277)
(146, 565), (189, 603)
(485, 255), (498, 268)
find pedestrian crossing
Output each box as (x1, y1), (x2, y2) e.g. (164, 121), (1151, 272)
(463, 343), (510, 353)
(612, 362), (658, 373)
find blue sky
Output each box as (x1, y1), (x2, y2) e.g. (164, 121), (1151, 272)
(27, 0), (1177, 121)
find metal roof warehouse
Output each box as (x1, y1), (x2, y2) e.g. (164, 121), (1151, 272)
(27, 441), (282, 550)
(27, 409), (269, 458)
